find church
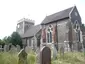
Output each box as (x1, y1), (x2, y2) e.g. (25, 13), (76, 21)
(16, 6), (83, 52)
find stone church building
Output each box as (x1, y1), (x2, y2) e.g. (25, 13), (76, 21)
(16, 6), (83, 52)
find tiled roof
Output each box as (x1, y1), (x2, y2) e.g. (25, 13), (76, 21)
(22, 25), (41, 38)
(41, 7), (73, 24)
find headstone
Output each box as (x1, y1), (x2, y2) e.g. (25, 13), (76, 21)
(60, 46), (64, 57)
(16, 45), (21, 52)
(4, 45), (9, 52)
(0, 45), (2, 52)
(40, 46), (51, 64)
(10, 45), (17, 53)
(25, 46), (29, 53)
(18, 49), (27, 64)
(53, 44), (57, 59)
(0, 45), (2, 48)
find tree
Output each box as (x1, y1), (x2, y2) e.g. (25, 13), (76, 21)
(11, 32), (23, 48)
(3, 36), (11, 44)
(0, 39), (3, 45)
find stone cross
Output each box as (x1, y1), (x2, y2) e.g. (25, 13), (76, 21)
(18, 49), (27, 64)
(40, 46), (51, 64)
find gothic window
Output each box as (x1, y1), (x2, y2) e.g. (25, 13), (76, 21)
(74, 20), (80, 42)
(47, 25), (53, 43)
(74, 20), (80, 31)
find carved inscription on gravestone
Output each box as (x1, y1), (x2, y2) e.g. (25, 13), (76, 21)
(40, 46), (51, 64)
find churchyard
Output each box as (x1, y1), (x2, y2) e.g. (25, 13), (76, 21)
(0, 45), (85, 64)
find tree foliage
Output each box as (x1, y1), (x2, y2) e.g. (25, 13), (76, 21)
(0, 32), (23, 48)
(10, 32), (22, 47)
(3, 36), (11, 44)
(0, 39), (4, 45)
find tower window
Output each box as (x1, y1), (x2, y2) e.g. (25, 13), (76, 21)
(17, 24), (20, 28)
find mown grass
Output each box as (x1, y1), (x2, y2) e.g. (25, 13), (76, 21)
(0, 51), (84, 64)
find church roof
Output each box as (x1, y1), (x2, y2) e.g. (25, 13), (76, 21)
(41, 6), (74, 24)
(22, 25), (41, 38)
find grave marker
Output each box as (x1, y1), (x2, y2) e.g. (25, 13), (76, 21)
(18, 49), (27, 64)
(4, 45), (9, 52)
(53, 44), (57, 59)
(10, 45), (17, 53)
(60, 46), (64, 59)
(16, 45), (21, 52)
(40, 46), (51, 64)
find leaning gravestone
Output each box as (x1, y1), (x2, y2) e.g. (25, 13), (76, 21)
(18, 49), (27, 64)
(40, 46), (51, 64)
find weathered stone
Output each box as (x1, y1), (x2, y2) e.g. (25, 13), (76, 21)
(16, 45), (21, 52)
(0, 45), (2, 48)
(4, 45), (9, 52)
(40, 46), (51, 64)
(18, 49), (27, 64)
(53, 44), (57, 59)
(60, 46), (64, 57)
(10, 45), (17, 53)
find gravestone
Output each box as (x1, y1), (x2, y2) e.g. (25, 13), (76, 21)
(25, 46), (29, 53)
(0, 45), (2, 48)
(4, 45), (9, 52)
(40, 46), (51, 64)
(16, 45), (21, 52)
(10, 45), (17, 53)
(0, 45), (2, 52)
(60, 46), (64, 57)
(53, 44), (57, 59)
(18, 49), (27, 64)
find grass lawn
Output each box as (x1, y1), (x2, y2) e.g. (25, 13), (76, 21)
(0, 51), (84, 64)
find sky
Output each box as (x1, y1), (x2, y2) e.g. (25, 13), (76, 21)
(0, 0), (85, 39)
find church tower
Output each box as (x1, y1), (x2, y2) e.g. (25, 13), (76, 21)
(16, 18), (35, 36)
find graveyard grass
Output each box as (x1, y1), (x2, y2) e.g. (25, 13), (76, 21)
(0, 51), (85, 64)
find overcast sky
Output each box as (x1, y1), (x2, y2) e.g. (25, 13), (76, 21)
(0, 0), (85, 39)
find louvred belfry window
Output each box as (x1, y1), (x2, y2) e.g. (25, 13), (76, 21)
(42, 28), (46, 43)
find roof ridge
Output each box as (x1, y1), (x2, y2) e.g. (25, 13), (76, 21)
(47, 6), (73, 17)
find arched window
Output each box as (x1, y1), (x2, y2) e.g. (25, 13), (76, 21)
(74, 20), (80, 42)
(74, 20), (80, 31)
(47, 25), (53, 43)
